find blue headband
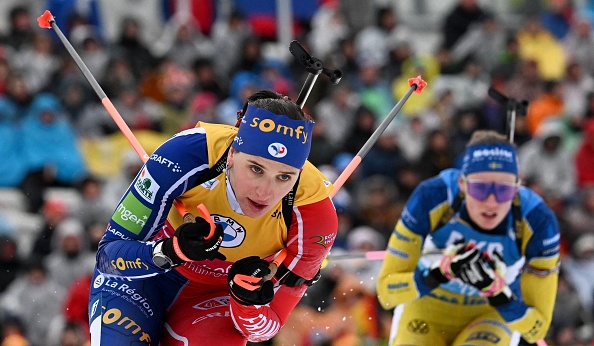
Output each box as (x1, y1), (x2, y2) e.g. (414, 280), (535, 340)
(461, 143), (518, 176)
(231, 104), (314, 169)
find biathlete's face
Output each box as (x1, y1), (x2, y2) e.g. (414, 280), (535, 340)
(458, 171), (519, 230)
(227, 148), (300, 218)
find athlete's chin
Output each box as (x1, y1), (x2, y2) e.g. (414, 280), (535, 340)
(244, 209), (268, 218)
(475, 218), (504, 231)
(243, 202), (272, 218)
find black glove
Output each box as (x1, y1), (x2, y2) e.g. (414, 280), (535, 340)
(228, 256), (274, 306)
(425, 239), (481, 288)
(162, 217), (226, 264)
(458, 251), (514, 306)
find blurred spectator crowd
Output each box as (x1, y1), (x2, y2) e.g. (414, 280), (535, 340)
(0, 0), (594, 345)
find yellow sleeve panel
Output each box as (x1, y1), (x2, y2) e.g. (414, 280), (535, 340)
(508, 256), (559, 343)
(428, 201), (451, 231)
(376, 221), (424, 310)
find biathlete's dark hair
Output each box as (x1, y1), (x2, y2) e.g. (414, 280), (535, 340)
(467, 130), (516, 148)
(238, 90), (312, 122)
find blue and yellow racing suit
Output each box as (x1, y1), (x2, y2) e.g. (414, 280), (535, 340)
(377, 169), (560, 345)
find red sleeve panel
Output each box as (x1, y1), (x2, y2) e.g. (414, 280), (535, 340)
(284, 197), (338, 280)
(229, 284), (303, 342)
(228, 197), (337, 342)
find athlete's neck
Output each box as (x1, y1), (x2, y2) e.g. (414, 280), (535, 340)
(225, 169), (244, 215)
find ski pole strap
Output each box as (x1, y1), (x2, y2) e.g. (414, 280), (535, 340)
(275, 263), (321, 287)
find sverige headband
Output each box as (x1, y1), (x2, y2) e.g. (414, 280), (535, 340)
(231, 104), (314, 169)
(461, 143), (518, 176)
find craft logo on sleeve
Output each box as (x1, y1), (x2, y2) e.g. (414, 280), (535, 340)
(149, 154), (182, 173)
(113, 193), (152, 235)
(134, 167), (160, 204)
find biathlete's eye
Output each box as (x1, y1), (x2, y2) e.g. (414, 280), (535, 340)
(278, 174), (291, 182)
(251, 166), (263, 174)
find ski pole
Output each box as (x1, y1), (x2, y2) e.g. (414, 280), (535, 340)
(36, 10), (207, 232)
(313, 76), (427, 267)
(330, 75), (427, 197)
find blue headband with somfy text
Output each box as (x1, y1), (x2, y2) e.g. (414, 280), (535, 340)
(231, 104), (314, 169)
(461, 143), (519, 175)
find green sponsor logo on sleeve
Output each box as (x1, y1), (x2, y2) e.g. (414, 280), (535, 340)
(113, 192), (152, 235)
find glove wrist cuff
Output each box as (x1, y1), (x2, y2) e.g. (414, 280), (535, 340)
(229, 289), (255, 306)
(172, 236), (194, 262)
(487, 287), (513, 306)
(162, 238), (186, 266)
(424, 267), (449, 288)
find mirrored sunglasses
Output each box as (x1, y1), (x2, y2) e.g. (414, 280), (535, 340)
(462, 176), (520, 203)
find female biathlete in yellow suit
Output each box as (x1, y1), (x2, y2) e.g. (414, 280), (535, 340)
(377, 130), (559, 345)
(89, 91), (338, 345)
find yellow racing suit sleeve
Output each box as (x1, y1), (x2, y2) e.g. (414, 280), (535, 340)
(377, 221), (425, 310)
(501, 256), (559, 343)
(491, 198), (561, 343)
(377, 175), (451, 310)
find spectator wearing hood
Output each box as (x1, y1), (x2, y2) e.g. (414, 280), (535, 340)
(518, 119), (576, 204)
(45, 218), (95, 292)
(21, 94), (87, 180)
(0, 97), (27, 188)
(19, 93), (87, 212)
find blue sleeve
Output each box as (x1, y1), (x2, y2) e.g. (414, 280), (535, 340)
(523, 202), (561, 261)
(400, 176), (449, 238)
(95, 128), (212, 279)
(398, 177), (450, 297)
(494, 201), (560, 322)
(413, 267), (435, 297)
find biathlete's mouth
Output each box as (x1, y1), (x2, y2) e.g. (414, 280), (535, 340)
(248, 198), (268, 211)
(481, 211), (497, 219)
